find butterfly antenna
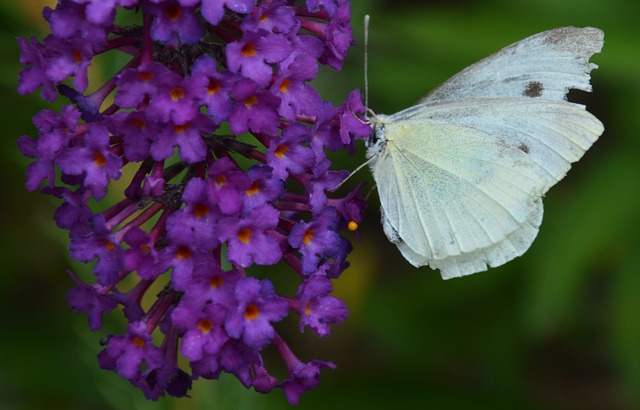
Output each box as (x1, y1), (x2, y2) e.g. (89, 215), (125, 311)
(330, 154), (377, 192)
(332, 15), (376, 193)
(364, 14), (370, 119)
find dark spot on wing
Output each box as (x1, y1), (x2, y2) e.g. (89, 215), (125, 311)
(518, 143), (530, 154)
(523, 81), (544, 97)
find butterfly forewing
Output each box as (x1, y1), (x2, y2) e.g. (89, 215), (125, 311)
(422, 27), (604, 104)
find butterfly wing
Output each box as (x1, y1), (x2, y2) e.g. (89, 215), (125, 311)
(372, 98), (602, 279)
(421, 27), (603, 103)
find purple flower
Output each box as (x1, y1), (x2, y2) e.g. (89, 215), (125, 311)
(289, 207), (342, 274)
(274, 332), (336, 404)
(229, 78), (281, 135)
(188, 56), (236, 123)
(45, 1), (112, 40)
(69, 213), (124, 286)
(57, 124), (123, 200)
(43, 35), (94, 94)
(108, 110), (156, 162)
(143, 1), (204, 45)
(217, 204), (283, 267)
(17, 0), (369, 403)
(17, 36), (56, 101)
(241, 1), (299, 35)
(242, 165), (284, 212)
(265, 122), (315, 179)
(98, 321), (164, 381)
(280, 359), (336, 404)
(150, 114), (215, 163)
(181, 267), (242, 310)
(17, 106), (80, 190)
(319, 3), (353, 70)
(201, 0), (255, 25)
(74, 0), (138, 25)
(115, 63), (171, 109)
(123, 228), (162, 280)
(146, 69), (200, 125)
(67, 271), (118, 331)
(294, 274), (348, 336)
(226, 30), (291, 86)
(225, 278), (289, 349)
(271, 54), (323, 120)
(172, 300), (229, 361)
(207, 156), (251, 215)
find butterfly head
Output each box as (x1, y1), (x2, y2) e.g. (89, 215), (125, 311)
(365, 112), (389, 159)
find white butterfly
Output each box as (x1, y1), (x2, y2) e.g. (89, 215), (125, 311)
(366, 27), (604, 279)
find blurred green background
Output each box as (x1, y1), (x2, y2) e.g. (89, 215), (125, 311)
(2, 0), (640, 409)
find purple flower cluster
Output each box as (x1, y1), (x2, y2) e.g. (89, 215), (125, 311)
(17, 0), (370, 404)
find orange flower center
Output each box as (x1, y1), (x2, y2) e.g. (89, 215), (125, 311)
(139, 71), (153, 82)
(246, 181), (260, 196)
(94, 151), (107, 167)
(208, 79), (221, 94)
(170, 87), (185, 101)
(274, 144), (288, 158)
(244, 303), (259, 320)
(198, 319), (213, 334)
(238, 228), (252, 244)
(176, 246), (191, 259)
(241, 43), (256, 57)
(303, 229), (314, 246)
(193, 204), (209, 219)
(279, 79), (291, 93)
(215, 174), (227, 187)
(210, 276), (224, 288)
(165, 5), (181, 20)
(244, 95), (258, 108)
(133, 336), (145, 348)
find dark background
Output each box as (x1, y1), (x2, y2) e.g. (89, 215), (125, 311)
(2, 0), (640, 409)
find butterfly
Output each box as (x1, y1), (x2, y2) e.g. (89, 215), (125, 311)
(366, 27), (604, 279)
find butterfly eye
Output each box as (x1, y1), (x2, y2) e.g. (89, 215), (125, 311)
(366, 123), (385, 148)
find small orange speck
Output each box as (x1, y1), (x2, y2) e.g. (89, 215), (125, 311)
(244, 95), (258, 108)
(210, 276), (224, 288)
(244, 303), (259, 320)
(193, 203), (209, 218)
(198, 319), (213, 334)
(215, 174), (227, 187)
(130, 118), (146, 129)
(141, 243), (151, 254)
(348, 221), (358, 231)
(207, 79), (221, 94)
(94, 151), (107, 167)
(279, 79), (290, 93)
(72, 50), (83, 64)
(259, 13), (268, 22)
(165, 5), (181, 20)
(174, 123), (189, 134)
(139, 71), (153, 82)
(303, 229), (314, 246)
(274, 144), (288, 158)
(241, 42), (256, 57)
(304, 303), (312, 315)
(238, 227), (252, 244)
(170, 87), (185, 101)
(133, 336), (145, 348)
(246, 181), (260, 196)
(104, 238), (116, 251)
(176, 246), (192, 259)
